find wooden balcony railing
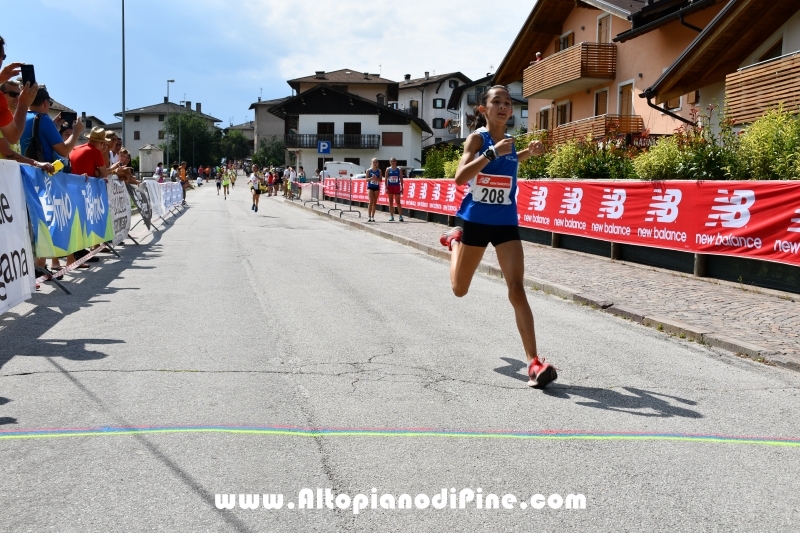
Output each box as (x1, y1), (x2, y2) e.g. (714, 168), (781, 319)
(544, 114), (644, 146)
(284, 134), (381, 149)
(523, 43), (617, 100)
(726, 52), (800, 124)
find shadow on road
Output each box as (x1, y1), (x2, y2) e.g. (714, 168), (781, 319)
(494, 357), (702, 419)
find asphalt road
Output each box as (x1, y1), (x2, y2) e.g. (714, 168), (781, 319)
(1, 182), (799, 532)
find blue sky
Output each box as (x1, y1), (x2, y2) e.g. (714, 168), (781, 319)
(3, 0), (521, 129)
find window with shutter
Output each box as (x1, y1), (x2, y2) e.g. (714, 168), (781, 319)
(432, 118), (445, 129)
(598, 15), (611, 44)
(665, 96), (681, 111)
(433, 99), (445, 109)
(595, 90), (608, 116)
(382, 132), (403, 146)
(134, 131), (140, 140)
(619, 84), (633, 116)
(539, 108), (550, 130)
(556, 102), (571, 126)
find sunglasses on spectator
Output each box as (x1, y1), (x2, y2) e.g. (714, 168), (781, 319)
(2, 90), (19, 98)
(47, 99), (54, 106)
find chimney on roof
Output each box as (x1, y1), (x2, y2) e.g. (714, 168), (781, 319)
(404, 74), (411, 84)
(315, 71), (325, 79)
(81, 111), (86, 119)
(196, 103), (201, 113)
(164, 96), (168, 104)
(364, 72), (370, 79)
(185, 101), (191, 109)
(425, 71), (430, 80)
(258, 96), (261, 102)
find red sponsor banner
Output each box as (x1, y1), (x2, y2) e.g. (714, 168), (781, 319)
(324, 178), (800, 268)
(324, 178), (467, 216)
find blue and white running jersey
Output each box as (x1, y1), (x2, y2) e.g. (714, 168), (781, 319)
(456, 127), (519, 226)
(387, 167), (401, 185)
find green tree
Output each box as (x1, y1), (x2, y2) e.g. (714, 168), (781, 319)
(220, 129), (251, 162)
(252, 135), (286, 168)
(164, 112), (220, 168)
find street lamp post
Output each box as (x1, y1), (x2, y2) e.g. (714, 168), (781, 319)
(166, 79), (174, 165)
(121, 0), (126, 147)
(179, 99), (188, 167)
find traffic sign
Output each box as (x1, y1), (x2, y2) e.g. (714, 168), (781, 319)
(317, 141), (331, 154)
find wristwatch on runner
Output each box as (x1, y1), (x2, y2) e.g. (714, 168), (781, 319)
(482, 146), (497, 162)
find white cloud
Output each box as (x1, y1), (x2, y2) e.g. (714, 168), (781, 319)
(234, 0), (522, 84)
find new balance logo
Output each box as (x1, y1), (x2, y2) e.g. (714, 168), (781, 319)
(646, 189), (682, 223)
(528, 186), (548, 211)
(598, 189), (626, 219)
(559, 187), (582, 215)
(477, 176), (491, 185)
(788, 209), (800, 233)
(705, 190), (755, 228)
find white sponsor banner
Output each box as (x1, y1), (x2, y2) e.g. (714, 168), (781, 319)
(161, 182), (181, 211)
(107, 177), (131, 246)
(144, 180), (166, 218)
(0, 160), (35, 315)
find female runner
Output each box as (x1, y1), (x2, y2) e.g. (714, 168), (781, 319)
(385, 158), (404, 222)
(366, 158), (382, 222)
(222, 168), (231, 199)
(439, 86), (556, 388)
(250, 164), (262, 212)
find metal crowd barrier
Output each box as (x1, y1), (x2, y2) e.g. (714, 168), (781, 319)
(327, 177), (361, 218)
(305, 182), (325, 209)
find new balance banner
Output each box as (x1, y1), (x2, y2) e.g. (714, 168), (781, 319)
(21, 166), (113, 258)
(325, 178), (800, 267)
(107, 177), (131, 246)
(514, 181), (800, 266)
(324, 178), (466, 216)
(143, 180), (165, 218)
(0, 161), (35, 315)
(127, 183), (153, 230)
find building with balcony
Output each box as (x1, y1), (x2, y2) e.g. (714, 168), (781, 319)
(268, 84), (431, 173)
(395, 71), (472, 147)
(287, 69), (399, 104)
(494, 0), (727, 145)
(643, 0), (800, 131)
(446, 75), (528, 140)
(114, 98), (221, 155)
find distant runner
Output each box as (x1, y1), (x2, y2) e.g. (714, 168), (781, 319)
(222, 170), (230, 199)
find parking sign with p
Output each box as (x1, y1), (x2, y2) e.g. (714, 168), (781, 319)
(317, 141), (331, 154)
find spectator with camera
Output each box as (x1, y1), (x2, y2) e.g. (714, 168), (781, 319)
(0, 79), (52, 171)
(20, 86), (84, 163)
(0, 36), (38, 145)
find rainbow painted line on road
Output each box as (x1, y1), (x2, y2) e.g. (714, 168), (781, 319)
(0, 425), (798, 447)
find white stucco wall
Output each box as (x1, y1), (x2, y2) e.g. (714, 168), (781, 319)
(297, 114), (380, 133)
(291, 118), (422, 170)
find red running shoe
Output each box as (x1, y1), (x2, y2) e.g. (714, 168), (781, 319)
(440, 227), (463, 251)
(527, 357), (557, 389)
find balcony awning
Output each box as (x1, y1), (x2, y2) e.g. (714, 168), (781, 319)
(641, 0), (800, 105)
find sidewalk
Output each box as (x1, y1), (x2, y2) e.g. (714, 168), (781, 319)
(286, 198), (800, 371)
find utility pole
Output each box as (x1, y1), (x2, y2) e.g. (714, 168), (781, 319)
(166, 79), (174, 165)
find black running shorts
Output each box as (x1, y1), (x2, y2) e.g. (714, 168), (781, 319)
(461, 220), (520, 248)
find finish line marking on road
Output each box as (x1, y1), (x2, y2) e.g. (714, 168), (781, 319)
(0, 425), (799, 447)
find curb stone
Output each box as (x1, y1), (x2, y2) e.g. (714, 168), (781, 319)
(287, 200), (796, 372)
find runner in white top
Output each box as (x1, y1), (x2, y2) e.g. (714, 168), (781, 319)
(250, 165), (263, 212)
